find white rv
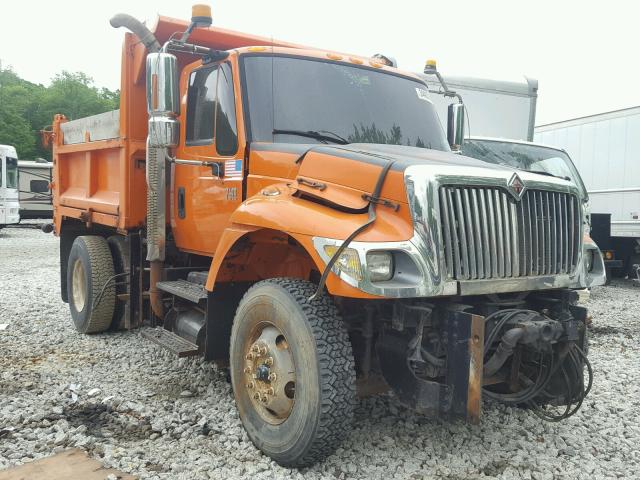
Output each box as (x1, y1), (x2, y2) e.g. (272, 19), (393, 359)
(17, 159), (53, 219)
(535, 107), (640, 275)
(420, 74), (538, 141)
(0, 145), (20, 229)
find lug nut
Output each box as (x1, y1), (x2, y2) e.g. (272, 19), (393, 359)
(246, 382), (255, 389)
(251, 344), (260, 353)
(259, 346), (268, 356)
(246, 352), (255, 360)
(265, 357), (274, 366)
(268, 373), (277, 382)
(244, 366), (252, 374)
(267, 387), (275, 396)
(260, 394), (269, 403)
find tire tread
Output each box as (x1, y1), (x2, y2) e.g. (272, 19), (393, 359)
(76, 236), (116, 333)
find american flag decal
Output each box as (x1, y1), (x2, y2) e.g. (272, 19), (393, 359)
(225, 159), (243, 178)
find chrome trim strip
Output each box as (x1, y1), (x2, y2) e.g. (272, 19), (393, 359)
(459, 275), (572, 296)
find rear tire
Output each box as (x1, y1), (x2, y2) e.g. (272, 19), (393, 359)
(229, 278), (356, 467)
(67, 236), (115, 334)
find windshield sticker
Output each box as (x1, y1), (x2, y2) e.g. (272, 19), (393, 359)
(415, 87), (430, 101)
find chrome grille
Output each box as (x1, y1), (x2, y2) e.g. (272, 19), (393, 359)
(439, 186), (581, 280)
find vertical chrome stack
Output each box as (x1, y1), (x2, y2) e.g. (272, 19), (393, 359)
(145, 52), (180, 262)
(440, 186), (580, 281)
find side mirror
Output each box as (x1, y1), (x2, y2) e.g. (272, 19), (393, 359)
(146, 52), (180, 148)
(447, 103), (465, 152)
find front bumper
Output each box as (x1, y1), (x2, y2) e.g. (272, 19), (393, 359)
(314, 234), (604, 298)
(0, 204), (20, 225)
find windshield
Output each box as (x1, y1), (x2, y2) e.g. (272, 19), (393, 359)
(5, 157), (18, 189)
(461, 139), (587, 198)
(242, 55), (449, 151)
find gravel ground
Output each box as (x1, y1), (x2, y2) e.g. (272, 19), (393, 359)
(1, 225), (639, 480)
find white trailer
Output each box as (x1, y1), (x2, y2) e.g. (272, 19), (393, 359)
(0, 145), (20, 229)
(17, 160), (53, 219)
(419, 74), (538, 141)
(535, 107), (640, 274)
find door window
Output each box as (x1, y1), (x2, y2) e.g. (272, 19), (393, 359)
(186, 67), (218, 145)
(6, 157), (18, 189)
(185, 63), (238, 155)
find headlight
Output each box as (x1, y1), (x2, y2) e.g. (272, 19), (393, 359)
(366, 251), (394, 282)
(323, 246), (363, 281)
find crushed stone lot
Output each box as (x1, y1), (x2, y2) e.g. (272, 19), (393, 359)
(1, 225), (639, 480)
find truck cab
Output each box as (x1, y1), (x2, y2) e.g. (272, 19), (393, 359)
(0, 145), (20, 229)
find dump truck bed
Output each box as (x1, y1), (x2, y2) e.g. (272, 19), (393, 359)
(52, 16), (299, 233)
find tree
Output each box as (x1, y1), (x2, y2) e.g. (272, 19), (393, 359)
(0, 64), (119, 160)
(0, 66), (43, 158)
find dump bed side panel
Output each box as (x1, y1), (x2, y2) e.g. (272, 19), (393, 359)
(53, 33), (148, 234)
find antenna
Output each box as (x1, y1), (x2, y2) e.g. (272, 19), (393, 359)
(271, 35), (275, 143)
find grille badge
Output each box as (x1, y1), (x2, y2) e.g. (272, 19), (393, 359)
(507, 173), (526, 200)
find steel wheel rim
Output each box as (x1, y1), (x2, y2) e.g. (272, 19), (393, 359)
(243, 323), (296, 425)
(72, 259), (87, 311)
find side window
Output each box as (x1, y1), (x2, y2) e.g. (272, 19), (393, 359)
(186, 66), (218, 145)
(30, 179), (50, 193)
(215, 63), (238, 156)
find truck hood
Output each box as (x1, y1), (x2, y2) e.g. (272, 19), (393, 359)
(304, 143), (509, 172)
(291, 142), (578, 208)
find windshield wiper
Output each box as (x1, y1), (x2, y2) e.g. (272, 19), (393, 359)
(272, 129), (349, 145)
(527, 170), (571, 182)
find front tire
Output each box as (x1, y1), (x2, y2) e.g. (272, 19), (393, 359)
(67, 236), (115, 334)
(229, 278), (356, 467)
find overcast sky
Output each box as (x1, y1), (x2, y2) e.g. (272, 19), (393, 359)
(1, 0), (638, 125)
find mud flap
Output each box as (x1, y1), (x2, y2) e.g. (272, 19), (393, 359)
(377, 310), (484, 423)
(445, 310), (484, 424)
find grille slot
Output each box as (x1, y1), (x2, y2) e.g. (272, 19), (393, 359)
(439, 186), (580, 280)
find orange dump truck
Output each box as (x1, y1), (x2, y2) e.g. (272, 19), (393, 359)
(47, 5), (604, 466)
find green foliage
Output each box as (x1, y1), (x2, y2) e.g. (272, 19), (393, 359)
(347, 122), (426, 148)
(0, 64), (119, 160)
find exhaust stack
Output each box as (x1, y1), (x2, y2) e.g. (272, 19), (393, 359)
(111, 13), (180, 319)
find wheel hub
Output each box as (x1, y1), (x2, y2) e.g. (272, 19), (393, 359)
(71, 259), (87, 311)
(243, 325), (295, 424)
(255, 364), (270, 382)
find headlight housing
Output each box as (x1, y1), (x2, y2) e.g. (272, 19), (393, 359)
(366, 251), (394, 282)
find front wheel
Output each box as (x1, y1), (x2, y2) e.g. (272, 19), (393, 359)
(229, 278), (356, 467)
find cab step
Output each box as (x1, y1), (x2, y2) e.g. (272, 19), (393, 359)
(140, 327), (200, 357)
(156, 279), (207, 303)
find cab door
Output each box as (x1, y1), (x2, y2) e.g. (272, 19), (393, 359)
(172, 61), (243, 256)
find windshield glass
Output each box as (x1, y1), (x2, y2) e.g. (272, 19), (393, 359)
(242, 55), (449, 151)
(5, 157), (18, 189)
(461, 139), (587, 197)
